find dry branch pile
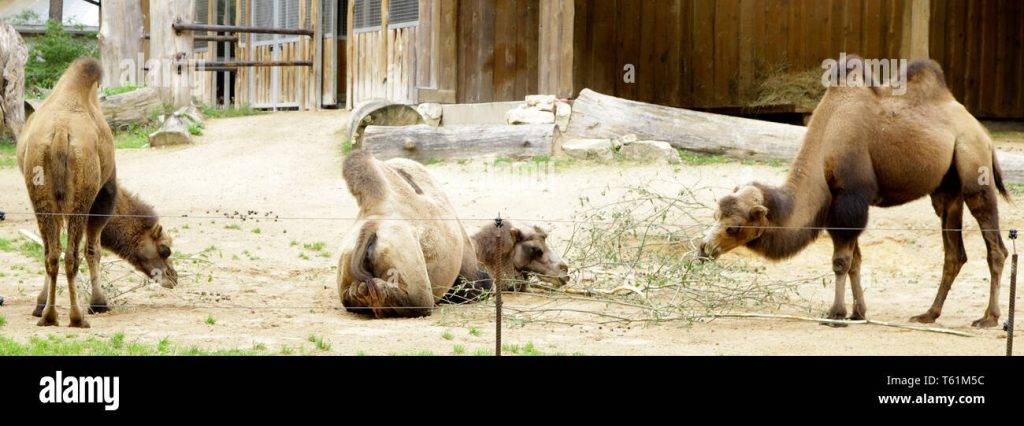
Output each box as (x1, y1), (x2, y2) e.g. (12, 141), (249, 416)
(507, 184), (810, 326)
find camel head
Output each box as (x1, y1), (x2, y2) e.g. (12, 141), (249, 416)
(101, 190), (179, 288)
(700, 185), (769, 260)
(474, 222), (570, 288)
(511, 225), (570, 287)
(130, 223), (178, 289)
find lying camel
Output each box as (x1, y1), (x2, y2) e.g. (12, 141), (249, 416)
(338, 149), (488, 318)
(17, 58), (116, 327)
(470, 221), (569, 292)
(700, 57), (1008, 328)
(31, 186), (178, 317)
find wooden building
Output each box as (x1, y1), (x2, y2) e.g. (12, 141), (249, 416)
(129, 0), (1024, 119)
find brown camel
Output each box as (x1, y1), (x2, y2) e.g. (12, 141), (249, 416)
(470, 221), (569, 292)
(338, 149), (487, 318)
(700, 57), (1008, 328)
(17, 58), (114, 327)
(30, 186), (178, 317)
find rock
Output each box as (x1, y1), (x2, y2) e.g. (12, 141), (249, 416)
(148, 114), (192, 147)
(506, 105), (554, 125)
(555, 101), (572, 132)
(615, 133), (638, 149)
(416, 102), (443, 127)
(619, 140), (681, 164)
(175, 105), (205, 125)
(525, 94), (556, 111)
(561, 138), (614, 162)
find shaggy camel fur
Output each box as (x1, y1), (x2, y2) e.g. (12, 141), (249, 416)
(701, 57), (1009, 328)
(338, 149), (487, 318)
(471, 221), (569, 292)
(17, 58), (115, 327)
(31, 186), (178, 317)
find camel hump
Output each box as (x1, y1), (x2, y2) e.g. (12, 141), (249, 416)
(904, 59), (949, 98)
(67, 57), (104, 87)
(342, 149), (388, 207)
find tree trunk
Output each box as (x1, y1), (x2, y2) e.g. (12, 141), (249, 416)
(99, 0), (144, 89)
(49, 0), (64, 23)
(362, 124), (554, 162)
(148, 0), (195, 108)
(568, 89), (1024, 184)
(0, 23), (28, 139)
(100, 86), (164, 128)
(565, 89), (806, 162)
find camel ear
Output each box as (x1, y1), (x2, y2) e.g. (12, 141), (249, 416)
(151, 224), (163, 239)
(750, 205), (768, 221)
(509, 227), (522, 243)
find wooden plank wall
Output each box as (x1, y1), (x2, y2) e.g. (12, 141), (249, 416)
(572, 0), (907, 109)
(456, 0), (539, 103)
(930, 0), (1024, 119)
(348, 1), (420, 105)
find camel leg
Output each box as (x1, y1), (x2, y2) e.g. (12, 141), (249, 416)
(65, 216), (89, 328)
(848, 243), (867, 320)
(86, 181), (115, 314)
(341, 224), (435, 318)
(35, 215), (61, 326)
(964, 191), (1006, 328)
(826, 239), (857, 320)
(911, 193), (967, 323)
(825, 188), (870, 322)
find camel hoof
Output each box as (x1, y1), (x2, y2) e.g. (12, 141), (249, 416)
(971, 316), (999, 329)
(88, 304), (110, 315)
(909, 312), (938, 324)
(69, 317), (91, 328)
(36, 311), (58, 327)
(32, 304), (45, 317)
(848, 313), (866, 321)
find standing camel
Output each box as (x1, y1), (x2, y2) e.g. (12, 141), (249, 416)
(17, 58), (117, 328)
(700, 57), (1008, 328)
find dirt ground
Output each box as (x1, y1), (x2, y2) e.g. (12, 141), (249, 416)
(0, 110), (1020, 355)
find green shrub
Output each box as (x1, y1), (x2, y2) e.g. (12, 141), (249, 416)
(26, 21), (99, 92)
(102, 83), (142, 97)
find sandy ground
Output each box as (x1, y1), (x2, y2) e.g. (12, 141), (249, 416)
(0, 110), (1020, 355)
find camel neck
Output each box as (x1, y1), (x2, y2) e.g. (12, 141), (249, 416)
(746, 130), (830, 260)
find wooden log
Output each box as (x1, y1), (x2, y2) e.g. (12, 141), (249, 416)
(171, 23), (314, 37)
(100, 86), (164, 129)
(568, 88), (1024, 184)
(566, 89), (806, 162)
(362, 124), (554, 162)
(0, 22), (27, 139)
(99, 0), (144, 89)
(347, 99), (425, 147)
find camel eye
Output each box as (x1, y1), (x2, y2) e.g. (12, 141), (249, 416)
(726, 227), (740, 236)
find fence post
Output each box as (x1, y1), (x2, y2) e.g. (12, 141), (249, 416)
(1007, 229), (1018, 357)
(495, 216), (504, 357)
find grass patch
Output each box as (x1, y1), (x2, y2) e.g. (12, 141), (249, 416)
(677, 149), (787, 168)
(0, 315), (6, 328)
(468, 327), (481, 337)
(0, 237), (44, 262)
(188, 122), (204, 136)
(441, 330), (454, 341)
(201, 104), (265, 119)
(0, 141), (16, 169)
(113, 123), (157, 149)
(102, 83), (142, 97)
(0, 333), (261, 356)
(341, 139), (354, 155)
(224, 224), (242, 231)
(452, 345), (465, 355)
(204, 315), (217, 325)
(308, 334), (331, 351)
(502, 342), (542, 356)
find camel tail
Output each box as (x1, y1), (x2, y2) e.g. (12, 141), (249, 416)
(342, 149), (388, 207)
(348, 221), (380, 284)
(48, 126), (72, 210)
(992, 150), (1011, 203)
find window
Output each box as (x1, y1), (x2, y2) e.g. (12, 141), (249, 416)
(252, 0), (310, 45)
(388, 0), (418, 29)
(324, 0), (348, 38)
(352, 0), (381, 33)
